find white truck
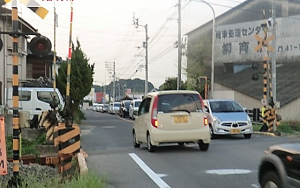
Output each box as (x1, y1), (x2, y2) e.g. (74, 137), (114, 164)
(6, 87), (65, 120)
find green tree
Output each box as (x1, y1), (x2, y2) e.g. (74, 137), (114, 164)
(159, 77), (187, 90)
(57, 39), (94, 123)
(185, 35), (211, 96)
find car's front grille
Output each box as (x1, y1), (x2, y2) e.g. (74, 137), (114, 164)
(221, 122), (248, 127)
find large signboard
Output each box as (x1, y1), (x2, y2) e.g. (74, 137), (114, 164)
(214, 15), (300, 63)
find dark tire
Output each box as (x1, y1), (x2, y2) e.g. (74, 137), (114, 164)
(261, 171), (281, 188)
(198, 141), (209, 151)
(244, 134), (252, 139)
(209, 125), (216, 139)
(178, 142), (185, 146)
(133, 131), (140, 148)
(147, 134), (156, 152)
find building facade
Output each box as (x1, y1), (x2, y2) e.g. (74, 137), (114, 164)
(186, 0), (300, 120)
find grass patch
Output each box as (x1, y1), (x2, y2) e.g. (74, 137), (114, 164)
(2, 171), (106, 188)
(6, 132), (46, 157)
(253, 121), (300, 135)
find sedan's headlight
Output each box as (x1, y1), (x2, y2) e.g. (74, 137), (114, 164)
(213, 116), (221, 124)
(247, 116), (252, 124)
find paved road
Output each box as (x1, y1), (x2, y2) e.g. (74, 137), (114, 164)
(80, 110), (300, 188)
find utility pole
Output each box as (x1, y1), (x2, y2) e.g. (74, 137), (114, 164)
(177, 0), (182, 90)
(271, 3), (277, 105)
(145, 24), (149, 95)
(133, 14), (149, 95)
(105, 61), (116, 102)
(271, 3), (277, 131)
(113, 61), (116, 102)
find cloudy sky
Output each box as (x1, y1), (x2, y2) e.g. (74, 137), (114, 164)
(4, 0), (246, 88)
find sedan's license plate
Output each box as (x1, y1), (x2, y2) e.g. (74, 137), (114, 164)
(230, 129), (241, 134)
(174, 116), (188, 124)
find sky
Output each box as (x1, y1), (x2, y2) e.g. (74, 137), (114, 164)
(3, 0), (246, 88)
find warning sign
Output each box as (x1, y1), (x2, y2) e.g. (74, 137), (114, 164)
(0, 116), (7, 175)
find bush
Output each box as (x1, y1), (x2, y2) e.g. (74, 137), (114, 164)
(277, 124), (293, 133)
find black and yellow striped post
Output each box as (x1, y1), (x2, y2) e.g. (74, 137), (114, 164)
(7, 2), (22, 186)
(255, 9), (275, 132)
(3, 1), (49, 186)
(19, 0), (49, 19)
(54, 123), (80, 176)
(55, 1), (80, 177)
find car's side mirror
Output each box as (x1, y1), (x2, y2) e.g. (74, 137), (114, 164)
(204, 106), (209, 113)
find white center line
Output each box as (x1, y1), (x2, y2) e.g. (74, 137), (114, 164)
(129, 153), (171, 188)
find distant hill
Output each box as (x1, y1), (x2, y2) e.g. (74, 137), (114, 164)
(93, 78), (155, 96)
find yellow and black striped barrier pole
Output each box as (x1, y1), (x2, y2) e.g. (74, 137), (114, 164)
(8, 1), (21, 186)
(55, 1), (80, 177)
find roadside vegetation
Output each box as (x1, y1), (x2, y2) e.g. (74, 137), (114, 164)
(6, 132), (46, 157)
(253, 121), (300, 135)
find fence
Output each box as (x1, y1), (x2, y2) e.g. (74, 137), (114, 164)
(245, 108), (263, 124)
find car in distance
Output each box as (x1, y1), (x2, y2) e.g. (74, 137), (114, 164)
(258, 142), (300, 188)
(129, 99), (142, 120)
(203, 99), (253, 139)
(96, 104), (103, 112)
(109, 102), (121, 114)
(101, 104), (109, 113)
(132, 90), (210, 152)
(120, 100), (132, 118)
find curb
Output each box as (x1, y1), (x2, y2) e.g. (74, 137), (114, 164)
(253, 131), (277, 137)
(77, 149), (88, 175)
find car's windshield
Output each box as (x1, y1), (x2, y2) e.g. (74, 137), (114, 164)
(209, 101), (244, 113)
(104, 104), (109, 108)
(157, 93), (202, 113)
(135, 101), (141, 107)
(114, 103), (120, 107)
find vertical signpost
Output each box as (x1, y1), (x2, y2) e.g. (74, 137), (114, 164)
(254, 9), (278, 133)
(0, 116), (7, 176)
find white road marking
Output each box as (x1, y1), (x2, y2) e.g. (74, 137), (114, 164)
(251, 184), (260, 188)
(101, 126), (116, 129)
(157, 173), (168, 178)
(129, 153), (171, 188)
(205, 169), (252, 175)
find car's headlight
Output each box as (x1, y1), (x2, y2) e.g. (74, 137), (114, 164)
(247, 116), (252, 124)
(213, 116), (221, 124)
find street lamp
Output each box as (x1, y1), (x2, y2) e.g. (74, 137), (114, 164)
(191, 0), (215, 98)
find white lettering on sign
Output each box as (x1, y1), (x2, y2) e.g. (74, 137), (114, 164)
(0, 116), (7, 175)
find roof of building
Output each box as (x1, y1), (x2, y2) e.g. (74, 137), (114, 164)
(214, 62), (300, 107)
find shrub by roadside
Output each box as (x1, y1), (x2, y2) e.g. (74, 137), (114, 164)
(253, 121), (300, 135)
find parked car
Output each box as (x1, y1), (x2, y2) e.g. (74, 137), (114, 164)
(120, 100), (132, 118)
(101, 104), (109, 113)
(129, 99), (142, 120)
(92, 103), (101, 112)
(203, 99), (253, 139)
(132, 90), (210, 152)
(96, 104), (103, 112)
(258, 142), (300, 188)
(109, 102), (121, 114)
(6, 87), (64, 120)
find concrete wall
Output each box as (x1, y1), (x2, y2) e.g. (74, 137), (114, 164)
(214, 82), (300, 121)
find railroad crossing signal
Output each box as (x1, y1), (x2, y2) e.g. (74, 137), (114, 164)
(254, 34), (275, 52)
(3, 0), (49, 19)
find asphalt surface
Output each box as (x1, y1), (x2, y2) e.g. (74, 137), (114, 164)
(80, 110), (300, 188)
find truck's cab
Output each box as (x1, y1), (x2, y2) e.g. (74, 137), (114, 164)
(6, 87), (64, 120)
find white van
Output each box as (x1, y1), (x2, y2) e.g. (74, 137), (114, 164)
(6, 87), (65, 120)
